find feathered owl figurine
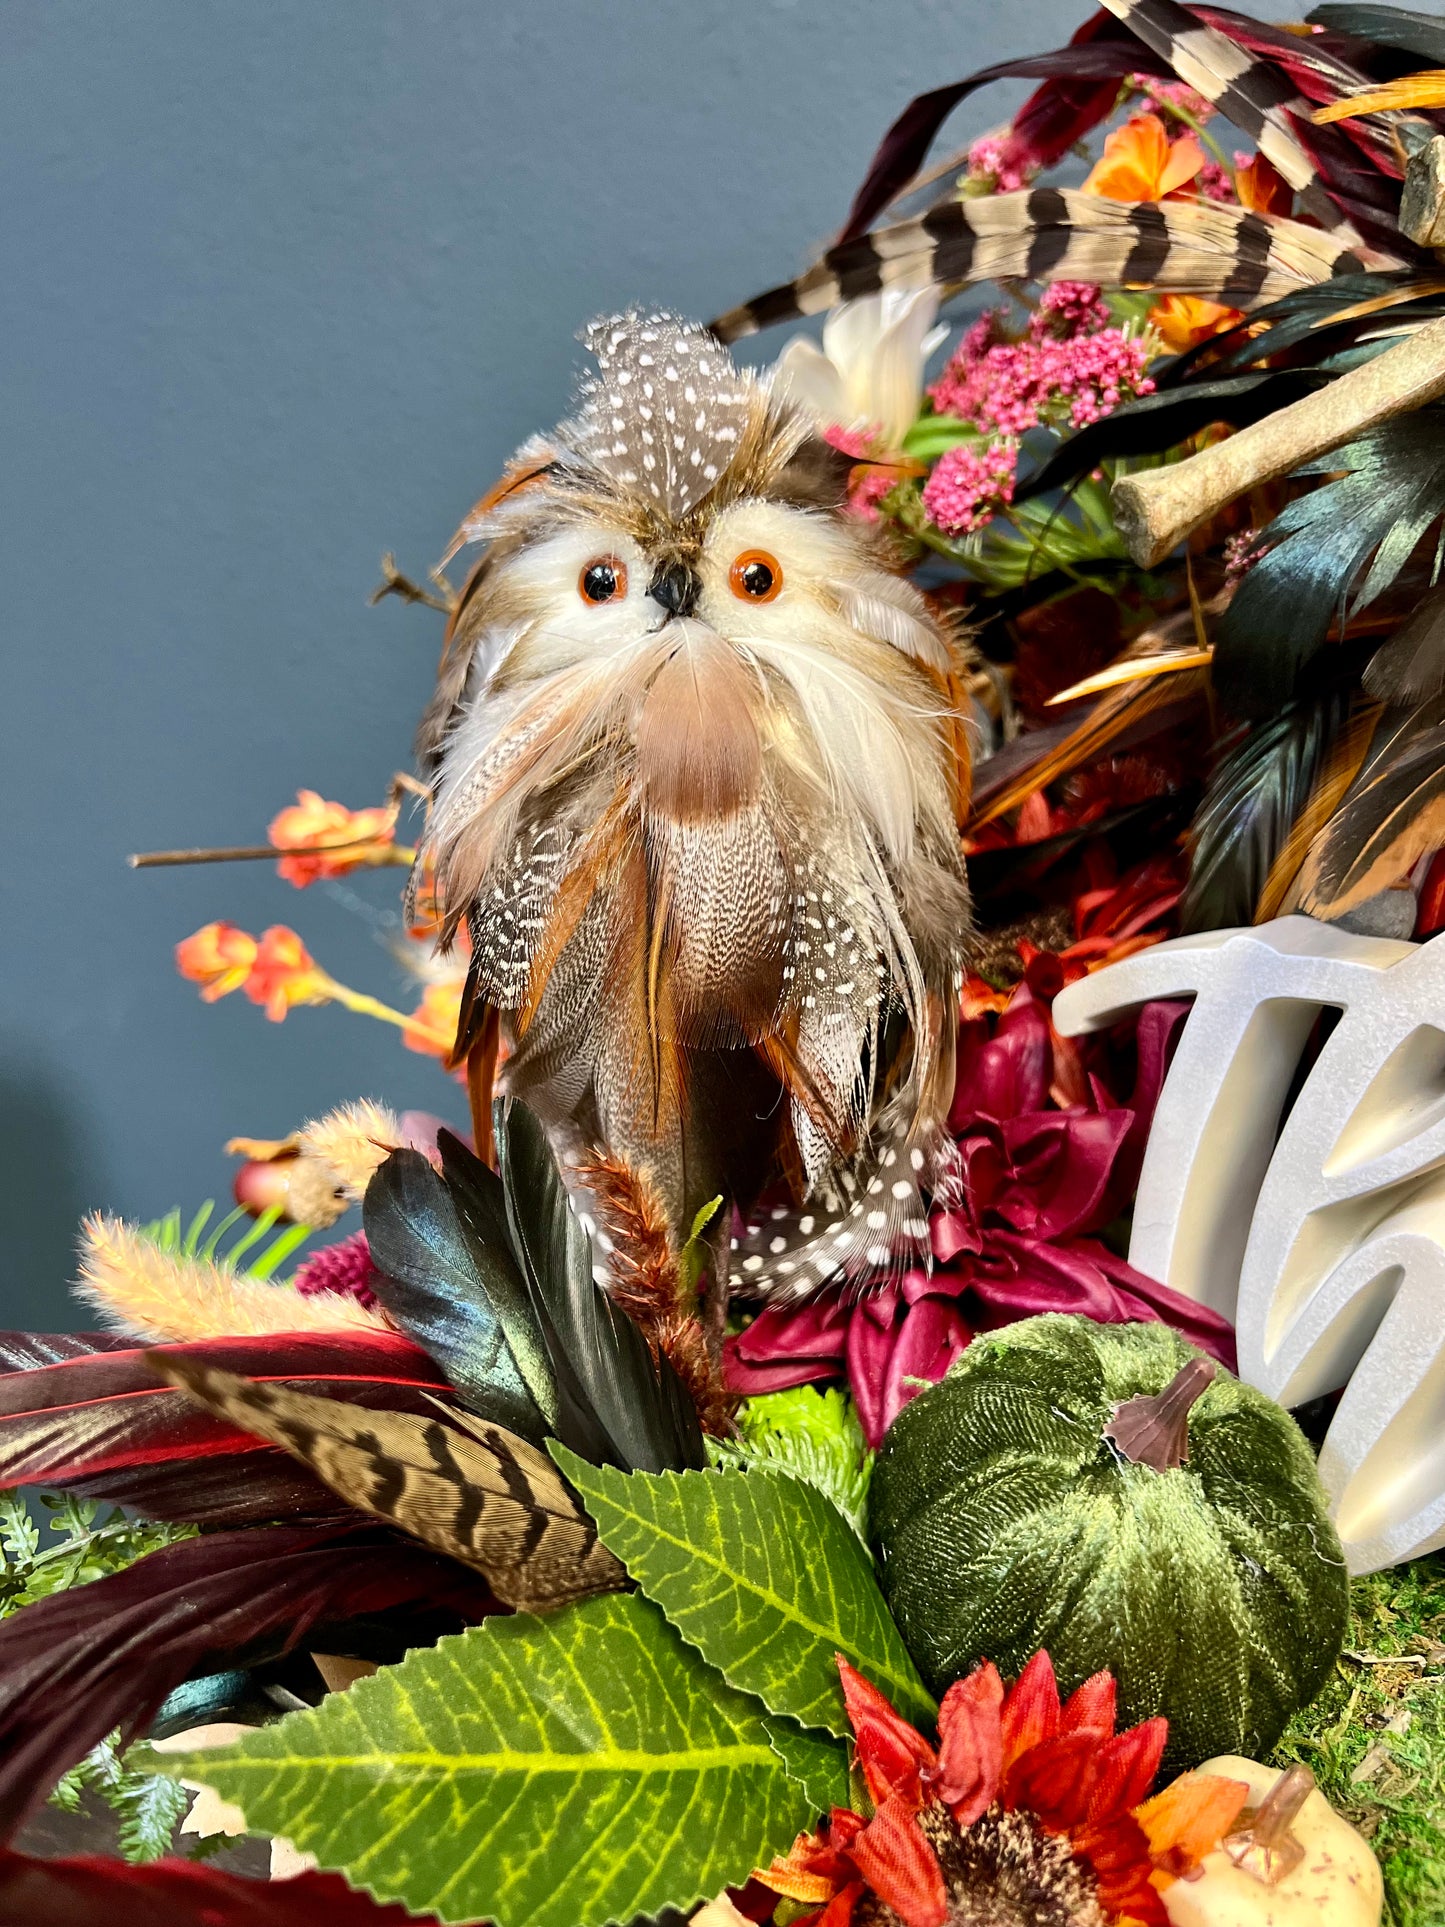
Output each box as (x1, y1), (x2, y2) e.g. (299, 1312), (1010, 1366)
(415, 312), (971, 1301)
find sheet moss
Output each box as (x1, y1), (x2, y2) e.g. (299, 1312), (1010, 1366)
(1273, 1553), (1445, 1927)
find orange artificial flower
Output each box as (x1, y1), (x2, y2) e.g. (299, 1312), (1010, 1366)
(402, 979), (465, 1061)
(177, 921), (330, 1020)
(244, 926), (332, 1021)
(757, 1653), (1250, 1927)
(175, 922), (259, 1003)
(1081, 113), (1205, 202)
(1148, 293), (1246, 353)
(1235, 149), (1293, 216)
(269, 789), (398, 888)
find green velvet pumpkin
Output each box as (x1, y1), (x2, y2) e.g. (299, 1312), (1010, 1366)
(869, 1314), (1348, 1766)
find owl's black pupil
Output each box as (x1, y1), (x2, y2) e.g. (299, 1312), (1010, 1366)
(741, 560), (774, 597)
(583, 562), (619, 602)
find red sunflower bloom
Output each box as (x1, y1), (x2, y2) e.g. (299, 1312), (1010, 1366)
(758, 1653), (1249, 1927)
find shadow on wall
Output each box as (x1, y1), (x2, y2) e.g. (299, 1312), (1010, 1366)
(0, 1046), (98, 1331)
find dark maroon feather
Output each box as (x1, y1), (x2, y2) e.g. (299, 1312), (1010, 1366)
(51, 1452), (350, 1528)
(0, 1519), (495, 1841)
(0, 1331), (452, 1522)
(837, 19), (1170, 243)
(0, 1334), (134, 1371)
(0, 1851), (438, 1925)
(1009, 14), (1165, 170)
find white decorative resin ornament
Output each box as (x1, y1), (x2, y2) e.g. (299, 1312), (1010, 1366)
(1053, 917), (1445, 1574)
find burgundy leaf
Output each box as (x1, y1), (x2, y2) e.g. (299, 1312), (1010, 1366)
(0, 1519), (495, 1840)
(0, 1851), (440, 1926)
(1010, 15), (1163, 171)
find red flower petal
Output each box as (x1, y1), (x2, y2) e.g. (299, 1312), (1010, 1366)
(1075, 1814), (1168, 1923)
(999, 1651), (1061, 1769)
(837, 1657), (937, 1806)
(808, 1879), (865, 1927)
(1086, 1719), (1168, 1823)
(1003, 1731), (1099, 1829)
(934, 1661), (1004, 1825)
(1060, 1670), (1116, 1739)
(828, 1809), (867, 1853)
(846, 1794), (947, 1927)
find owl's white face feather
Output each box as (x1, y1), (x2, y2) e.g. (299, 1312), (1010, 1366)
(416, 312), (972, 1300)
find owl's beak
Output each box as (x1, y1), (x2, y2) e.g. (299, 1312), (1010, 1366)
(648, 560), (702, 619)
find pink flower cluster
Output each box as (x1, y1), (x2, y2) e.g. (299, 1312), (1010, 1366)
(929, 303), (1154, 438)
(965, 131), (1039, 194)
(1035, 280), (1113, 336)
(1196, 159), (1234, 202)
(1129, 73), (1216, 121)
(921, 440), (1017, 536)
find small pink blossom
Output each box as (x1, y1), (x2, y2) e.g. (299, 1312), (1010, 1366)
(823, 422), (878, 460)
(965, 132), (1039, 194)
(845, 466), (900, 522)
(1196, 159), (1235, 202)
(1032, 281), (1112, 337)
(1223, 528), (1267, 585)
(922, 440), (1017, 536)
(1129, 73), (1216, 122)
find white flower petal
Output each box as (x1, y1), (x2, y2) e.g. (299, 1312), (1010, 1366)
(771, 335), (850, 427)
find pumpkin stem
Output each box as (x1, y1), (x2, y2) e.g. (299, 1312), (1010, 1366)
(1102, 1356), (1216, 1470)
(1222, 1764), (1314, 1885)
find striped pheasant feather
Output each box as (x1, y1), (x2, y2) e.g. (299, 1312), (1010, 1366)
(711, 188), (1365, 341)
(1098, 0), (1365, 242)
(149, 1351), (627, 1611)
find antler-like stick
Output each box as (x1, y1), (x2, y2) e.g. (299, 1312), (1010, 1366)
(1111, 311), (1445, 568)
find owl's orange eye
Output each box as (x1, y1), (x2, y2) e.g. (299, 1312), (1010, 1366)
(729, 550), (783, 602)
(579, 556), (627, 604)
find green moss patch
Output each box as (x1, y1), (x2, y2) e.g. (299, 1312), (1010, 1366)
(1274, 1554), (1445, 1927)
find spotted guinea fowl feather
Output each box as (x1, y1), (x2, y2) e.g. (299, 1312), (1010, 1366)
(148, 1352), (626, 1612)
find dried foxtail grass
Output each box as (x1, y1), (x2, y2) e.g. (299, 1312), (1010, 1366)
(76, 1214), (393, 1343)
(296, 1099), (404, 1200)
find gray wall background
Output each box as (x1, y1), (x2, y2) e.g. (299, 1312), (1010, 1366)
(3, 0), (1135, 1328)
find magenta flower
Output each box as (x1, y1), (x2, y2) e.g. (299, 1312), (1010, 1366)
(294, 1229), (379, 1307)
(726, 990), (1237, 1447)
(1129, 73), (1216, 122)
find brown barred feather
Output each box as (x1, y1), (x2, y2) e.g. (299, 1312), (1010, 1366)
(710, 191), (1367, 342)
(148, 1353), (626, 1611)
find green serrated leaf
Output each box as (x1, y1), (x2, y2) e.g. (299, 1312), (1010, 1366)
(557, 1453), (934, 1738)
(763, 1715), (851, 1816)
(162, 1592), (812, 1927)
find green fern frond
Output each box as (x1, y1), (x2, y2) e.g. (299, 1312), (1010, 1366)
(0, 1492), (202, 1860)
(712, 1385), (875, 1541)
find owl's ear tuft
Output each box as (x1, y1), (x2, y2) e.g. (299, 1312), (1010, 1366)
(770, 430), (854, 513)
(441, 436), (563, 564)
